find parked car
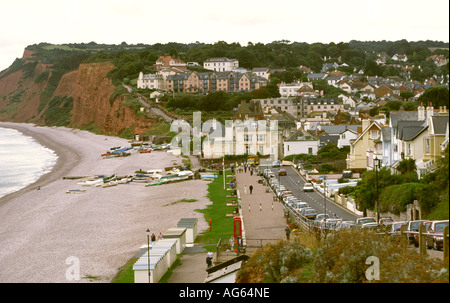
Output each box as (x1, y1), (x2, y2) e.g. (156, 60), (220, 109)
(335, 220), (356, 230)
(294, 202), (309, 214)
(302, 208), (318, 220)
(389, 221), (408, 233)
(361, 222), (379, 231)
(356, 217), (376, 227)
(272, 160), (281, 167)
(320, 218), (342, 231)
(406, 220), (427, 246)
(302, 183), (314, 192)
(280, 191), (293, 199)
(379, 217), (393, 225)
(413, 221), (433, 247)
(313, 214), (329, 227)
(426, 220), (449, 250)
(278, 169), (287, 176)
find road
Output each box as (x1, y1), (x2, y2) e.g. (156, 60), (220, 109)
(263, 165), (445, 260)
(262, 165), (359, 221)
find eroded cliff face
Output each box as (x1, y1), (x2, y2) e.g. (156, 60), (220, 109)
(0, 50), (155, 136)
(54, 62), (153, 134)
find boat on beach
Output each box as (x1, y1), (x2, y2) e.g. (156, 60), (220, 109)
(66, 189), (87, 194)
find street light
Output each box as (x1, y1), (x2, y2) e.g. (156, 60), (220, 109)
(374, 157), (381, 223)
(146, 228), (151, 283)
(323, 176), (327, 219)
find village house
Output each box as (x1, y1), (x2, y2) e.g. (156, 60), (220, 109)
(202, 101), (281, 160)
(203, 57), (239, 72)
(391, 54), (408, 62)
(154, 55), (187, 70)
(346, 119), (384, 171)
(137, 72), (165, 90)
(283, 127), (320, 157)
(279, 82), (314, 97)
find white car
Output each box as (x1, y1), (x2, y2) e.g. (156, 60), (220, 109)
(303, 183), (314, 192)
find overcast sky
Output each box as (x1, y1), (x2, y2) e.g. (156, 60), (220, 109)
(0, 0), (449, 71)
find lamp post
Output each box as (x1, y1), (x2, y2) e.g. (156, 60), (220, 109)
(323, 176), (327, 219)
(146, 228), (151, 283)
(374, 157), (381, 224)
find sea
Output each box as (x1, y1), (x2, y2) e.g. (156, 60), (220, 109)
(0, 127), (58, 199)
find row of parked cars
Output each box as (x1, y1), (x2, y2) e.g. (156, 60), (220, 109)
(262, 168), (448, 251)
(353, 217), (449, 250)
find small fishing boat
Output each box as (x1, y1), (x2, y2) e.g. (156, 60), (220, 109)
(145, 180), (168, 187)
(66, 189), (87, 194)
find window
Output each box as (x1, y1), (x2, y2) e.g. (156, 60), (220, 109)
(425, 138), (430, 154)
(244, 134), (252, 142)
(259, 146), (264, 154)
(257, 134), (266, 142)
(407, 143), (411, 156)
(370, 131), (379, 139)
(308, 147), (313, 155)
(246, 145), (251, 154)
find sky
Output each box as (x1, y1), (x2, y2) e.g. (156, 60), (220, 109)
(0, 0), (449, 71)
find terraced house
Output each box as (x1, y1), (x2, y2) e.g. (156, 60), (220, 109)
(165, 71), (267, 93)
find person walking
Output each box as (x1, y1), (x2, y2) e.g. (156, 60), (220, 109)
(158, 231), (163, 241)
(249, 185), (253, 194)
(151, 233), (156, 245)
(206, 250), (214, 268)
(285, 225), (292, 240)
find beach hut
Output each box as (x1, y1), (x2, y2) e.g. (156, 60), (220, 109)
(152, 238), (178, 267)
(163, 228), (187, 254)
(177, 218), (198, 244)
(133, 252), (167, 283)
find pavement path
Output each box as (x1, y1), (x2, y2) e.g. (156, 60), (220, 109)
(166, 168), (288, 283)
(235, 169), (287, 246)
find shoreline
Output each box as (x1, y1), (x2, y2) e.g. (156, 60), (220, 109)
(0, 123), (80, 207)
(0, 122), (210, 283)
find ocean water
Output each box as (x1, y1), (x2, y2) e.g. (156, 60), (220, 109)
(0, 127), (58, 199)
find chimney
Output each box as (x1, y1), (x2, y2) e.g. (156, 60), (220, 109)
(418, 102), (425, 121)
(439, 106), (449, 116)
(362, 119), (371, 131)
(426, 102), (434, 123)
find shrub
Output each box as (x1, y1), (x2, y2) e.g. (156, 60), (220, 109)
(236, 238), (313, 283)
(310, 229), (448, 283)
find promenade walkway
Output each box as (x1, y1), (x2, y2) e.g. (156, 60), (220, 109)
(235, 169), (287, 248)
(167, 167), (287, 283)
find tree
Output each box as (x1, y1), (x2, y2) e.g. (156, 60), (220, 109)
(400, 91), (414, 101)
(396, 158), (417, 175)
(417, 86), (449, 108)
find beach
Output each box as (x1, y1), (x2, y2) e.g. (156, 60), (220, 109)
(0, 122), (210, 283)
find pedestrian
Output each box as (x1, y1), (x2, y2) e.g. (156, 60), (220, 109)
(244, 164), (247, 173)
(250, 167), (253, 176)
(151, 233), (156, 245)
(206, 256), (212, 268)
(249, 185), (253, 194)
(158, 231), (163, 240)
(206, 250), (214, 268)
(285, 225), (292, 240)
(244, 185), (248, 195)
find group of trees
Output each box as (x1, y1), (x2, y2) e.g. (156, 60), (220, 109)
(340, 146), (449, 219)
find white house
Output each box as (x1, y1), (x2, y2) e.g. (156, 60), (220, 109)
(203, 57), (239, 72)
(283, 128), (320, 157)
(137, 72), (165, 90)
(252, 67), (270, 80)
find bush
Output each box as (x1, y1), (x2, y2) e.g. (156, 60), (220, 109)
(310, 229), (448, 283)
(236, 238), (313, 283)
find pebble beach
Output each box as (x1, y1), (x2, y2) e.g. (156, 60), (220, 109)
(0, 122), (211, 283)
